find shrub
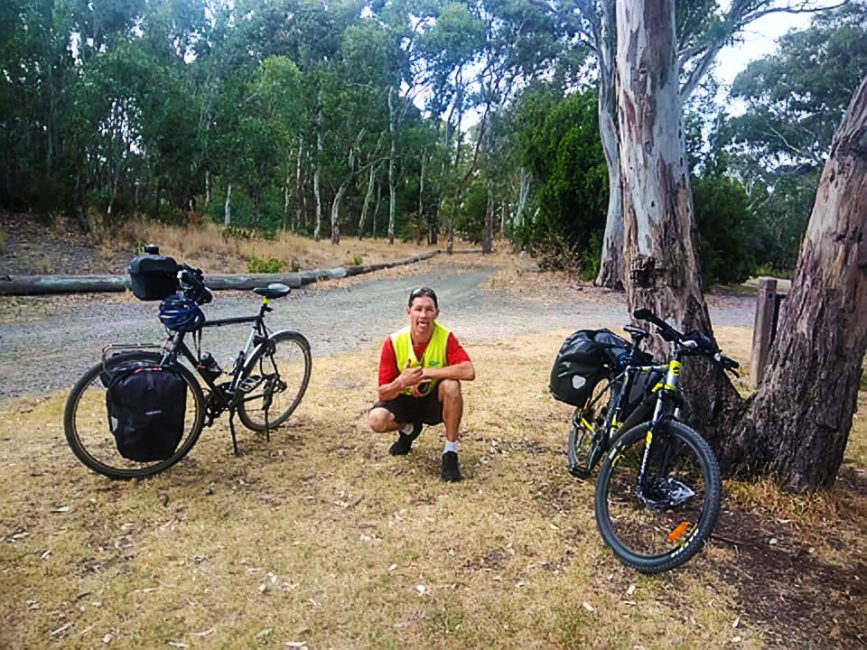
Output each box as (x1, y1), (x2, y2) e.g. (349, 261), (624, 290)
(222, 225), (254, 242)
(247, 256), (284, 273)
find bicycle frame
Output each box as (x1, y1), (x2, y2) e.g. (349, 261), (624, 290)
(575, 347), (688, 475)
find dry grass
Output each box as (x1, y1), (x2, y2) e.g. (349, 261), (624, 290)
(1, 331), (772, 649)
(106, 221), (451, 275)
(1, 287), (864, 647)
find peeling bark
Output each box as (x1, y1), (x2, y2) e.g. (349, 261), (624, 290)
(616, 0), (710, 336)
(727, 77), (867, 490)
(595, 0), (625, 290)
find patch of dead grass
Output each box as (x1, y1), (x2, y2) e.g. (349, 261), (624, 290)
(107, 220), (456, 275)
(0, 329), (863, 648)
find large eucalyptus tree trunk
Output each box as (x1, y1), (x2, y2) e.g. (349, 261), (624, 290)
(724, 77), (867, 490)
(616, 0), (710, 336)
(595, 0), (625, 290)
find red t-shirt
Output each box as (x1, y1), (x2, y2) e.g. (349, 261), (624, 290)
(378, 331), (471, 386)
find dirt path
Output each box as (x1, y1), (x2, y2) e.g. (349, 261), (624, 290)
(0, 260), (756, 401)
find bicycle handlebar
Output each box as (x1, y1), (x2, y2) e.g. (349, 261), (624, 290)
(633, 308), (739, 372)
(178, 264), (213, 305)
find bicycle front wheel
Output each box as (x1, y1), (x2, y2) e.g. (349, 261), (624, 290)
(237, 330), (312, 431)
(64, 353), (206, 480)
(594, 419), (722, 573)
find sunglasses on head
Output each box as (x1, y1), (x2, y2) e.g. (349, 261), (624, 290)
(408, 287), (438, 309)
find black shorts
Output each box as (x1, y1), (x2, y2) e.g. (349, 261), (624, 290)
(372, 391), (443, 426)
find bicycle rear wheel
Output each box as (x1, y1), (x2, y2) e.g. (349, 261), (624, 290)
(567, 382), (609, 478)
(237, 330), (312, 431)
(64, 352), (205, 479)
(594, 419), (721, 573)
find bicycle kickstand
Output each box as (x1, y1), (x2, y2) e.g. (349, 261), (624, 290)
(228, 408), (240, 456)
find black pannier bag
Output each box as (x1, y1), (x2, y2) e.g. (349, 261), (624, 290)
(106, 363), (187, 462)
(549, 329), (631, 406)
(128, 245), (178, 301)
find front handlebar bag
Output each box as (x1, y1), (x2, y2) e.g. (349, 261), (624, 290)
(128, 251), (178, 301)
(105, 364), (186, 461)
(549, 329), (629, 406)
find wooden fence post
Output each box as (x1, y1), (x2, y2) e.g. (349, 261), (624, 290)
(750, 277), (778, 386)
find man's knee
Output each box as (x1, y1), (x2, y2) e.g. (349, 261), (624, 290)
(439, 379), (462, 401)
(368, 407), (395, 432)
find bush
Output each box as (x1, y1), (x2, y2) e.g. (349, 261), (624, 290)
(222, 225), (254, 242)
(247, 256), (284, 273)
(693, 173), (757, 286)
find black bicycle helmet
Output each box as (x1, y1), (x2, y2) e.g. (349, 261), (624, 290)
(158, 293), (205, 332)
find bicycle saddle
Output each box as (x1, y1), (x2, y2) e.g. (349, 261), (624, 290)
(253, 283), (291, 299)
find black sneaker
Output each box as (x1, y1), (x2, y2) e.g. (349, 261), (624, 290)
(441, 451), (461, 482)
(388, 422), (422, 456)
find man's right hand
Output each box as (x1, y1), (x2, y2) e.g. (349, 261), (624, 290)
(399, 366), (425, 388)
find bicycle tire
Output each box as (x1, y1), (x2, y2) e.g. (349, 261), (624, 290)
(64, 352), (206, 480)
(567, 413), (599, 479)
(567, 382), (609, 478)
(237, 330), (312, 431)
(594, 419), (721, 573)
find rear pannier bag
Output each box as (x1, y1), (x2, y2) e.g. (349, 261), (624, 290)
(549, 329), (631, 406)
(128, 250), (178, 301)
(106, 364), (186, 462)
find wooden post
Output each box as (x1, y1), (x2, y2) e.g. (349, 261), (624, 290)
(751, 277), (778, 386)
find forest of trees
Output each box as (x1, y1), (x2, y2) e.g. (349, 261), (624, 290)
(1, 0), (864, 278)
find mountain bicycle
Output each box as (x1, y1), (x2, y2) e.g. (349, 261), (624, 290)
(63, 264), (312, 480)
(560, 308), (739, 573)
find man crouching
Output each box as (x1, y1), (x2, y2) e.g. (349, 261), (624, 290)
(368, 287), (475, 482)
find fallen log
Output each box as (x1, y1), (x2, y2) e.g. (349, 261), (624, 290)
(0, 250), (443, 296)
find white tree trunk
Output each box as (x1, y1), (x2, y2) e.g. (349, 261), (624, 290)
(514, 166), (530, 228)
(417, 150), (427, 243)
(224, 183), (232, 226)
(330, 183), (348, 245)
(595, 0), (625, 290)
(294, 134), (304, 232)
(387, 86), (397, 245)
(204, 170), (210, 209)
(616, 0), (710, 336)
(313, 99), (323, 241)
(483, 174), (494, 253)
(283, 170), (290, 231)
(358, 163), (377, 240)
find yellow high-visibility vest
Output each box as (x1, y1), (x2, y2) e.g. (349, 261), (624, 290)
(390, 322), (450, 397)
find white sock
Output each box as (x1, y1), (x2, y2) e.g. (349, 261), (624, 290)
(400, 423), (414, 435)
(443, 440), (458, 455)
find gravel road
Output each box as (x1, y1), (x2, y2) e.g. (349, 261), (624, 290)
(0, 264), (756, 401)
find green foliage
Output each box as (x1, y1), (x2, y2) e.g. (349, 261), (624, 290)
(721, 4), (867, 275)
(692, 173), (757, 286)
(513, 89), (608, 273)
(247, 256), (285, 274)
